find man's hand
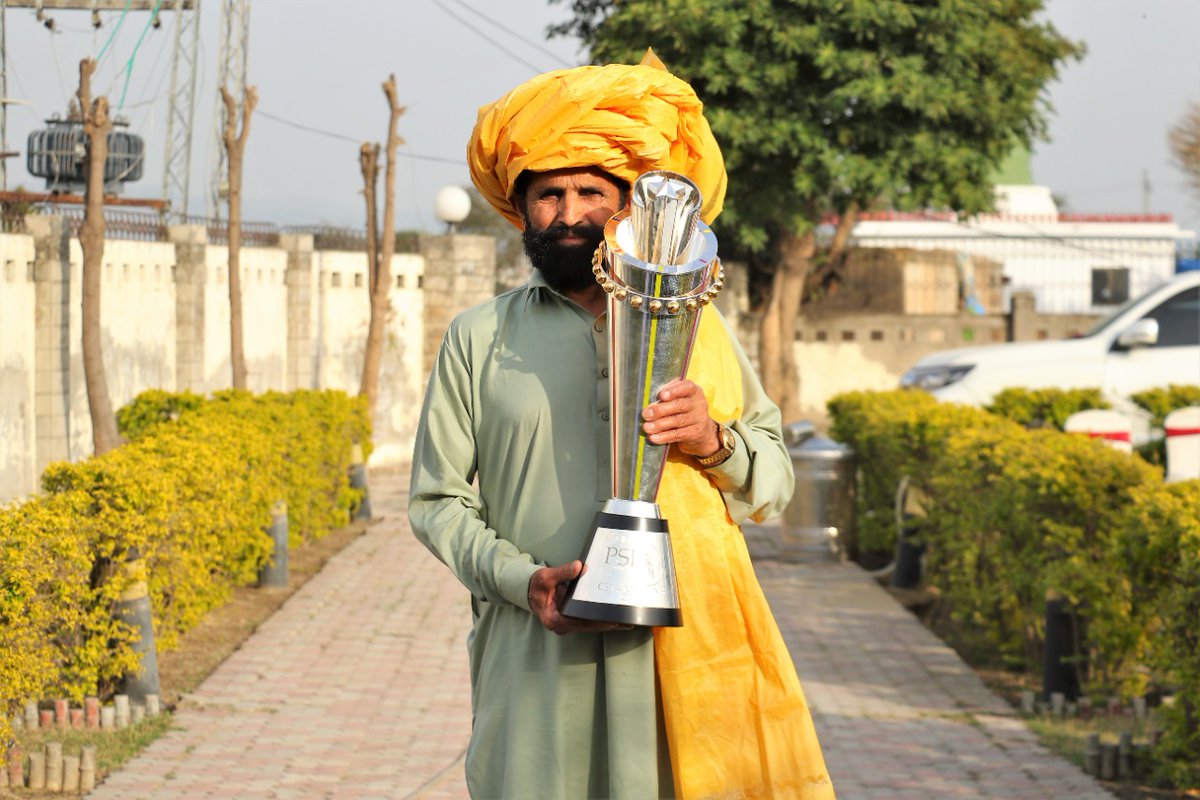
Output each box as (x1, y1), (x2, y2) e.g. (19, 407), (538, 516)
(640, 379), (720, 458)
(527, 562), (633, 634)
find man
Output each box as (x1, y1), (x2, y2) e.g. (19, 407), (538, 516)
(410, 57), (834, 799)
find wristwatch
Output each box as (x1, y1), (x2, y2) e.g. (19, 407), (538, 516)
(696, 423), (736, 468)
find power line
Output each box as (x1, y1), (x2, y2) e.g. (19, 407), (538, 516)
(256, 108), (463, 165)
(115, 0), (164, 108)
(428, 0), (549, 75)
(445, 0), (573, 68)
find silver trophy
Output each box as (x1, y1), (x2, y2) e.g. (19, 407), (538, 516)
(561, 171), (724, 627)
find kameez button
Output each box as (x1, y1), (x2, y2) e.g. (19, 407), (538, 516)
(601, 367), (609, 378)
(601, 410), (610, 421)
(593, 319), (605, 333)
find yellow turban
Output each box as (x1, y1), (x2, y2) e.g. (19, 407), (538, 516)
(468, 55), (727, 229)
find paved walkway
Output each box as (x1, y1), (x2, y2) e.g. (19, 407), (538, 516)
(88, 470), (1114, 800)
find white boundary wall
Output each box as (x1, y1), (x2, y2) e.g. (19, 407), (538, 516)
(0, 233), (36, 500)
(0, 224), (432, 503)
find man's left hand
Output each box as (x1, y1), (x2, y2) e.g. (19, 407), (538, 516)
(641, 379), (720, 459)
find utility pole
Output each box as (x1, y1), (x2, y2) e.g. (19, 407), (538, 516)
(162, 0), (199, 216)
(1, 0), (9, 191)
(1142, 168), (1152, 215)
(209, 0), (250, 220)
(0, 0), (195, 195)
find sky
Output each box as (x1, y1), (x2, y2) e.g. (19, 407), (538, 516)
(2, 0), (1199, 234)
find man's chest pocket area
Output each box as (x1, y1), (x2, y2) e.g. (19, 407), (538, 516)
(476, 351), (596, 436)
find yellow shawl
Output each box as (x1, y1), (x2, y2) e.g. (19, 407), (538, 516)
(657, 311), (836, 799)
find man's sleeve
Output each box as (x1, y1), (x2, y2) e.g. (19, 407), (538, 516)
(408, 323), (541, 611)
(702, 312), (796, 524)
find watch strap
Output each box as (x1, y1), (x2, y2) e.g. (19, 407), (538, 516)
(696, 423), (736, 468)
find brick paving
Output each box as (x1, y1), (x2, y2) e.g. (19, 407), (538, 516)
(87, 471), (1114, 799)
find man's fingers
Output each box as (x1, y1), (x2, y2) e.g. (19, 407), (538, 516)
(548, 560), (583, 583)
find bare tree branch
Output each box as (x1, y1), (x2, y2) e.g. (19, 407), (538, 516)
(220, 85), (257, 390)
(78, 57), (120, 454)
(1170, 103), (1200, 201)
(359, 75), (407, 423)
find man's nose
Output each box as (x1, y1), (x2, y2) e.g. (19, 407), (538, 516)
(556, 193), (586, 227)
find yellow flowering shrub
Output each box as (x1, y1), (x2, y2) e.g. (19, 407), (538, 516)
(0, 390), (370, 759)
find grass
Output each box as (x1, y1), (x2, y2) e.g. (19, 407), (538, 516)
(6, 713), (174, 788)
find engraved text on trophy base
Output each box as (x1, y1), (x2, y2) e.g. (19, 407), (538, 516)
(571, 527), (676, 609)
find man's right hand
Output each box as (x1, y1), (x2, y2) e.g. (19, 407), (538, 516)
(527, 561), (634, 635)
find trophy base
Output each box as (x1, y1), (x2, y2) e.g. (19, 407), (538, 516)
(560, 498), (683, 628)
(560, 598), (682, 628)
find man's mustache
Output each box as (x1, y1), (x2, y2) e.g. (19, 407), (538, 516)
(539, 223), (604, 243)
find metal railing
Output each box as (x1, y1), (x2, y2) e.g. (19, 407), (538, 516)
(58, 208), (168, 242)
(280, 224), (368, 252)
(1, 204), (377, 251)
(1, 208), (26, 233)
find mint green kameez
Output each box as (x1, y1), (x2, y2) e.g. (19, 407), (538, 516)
(408, 271), (793, 800)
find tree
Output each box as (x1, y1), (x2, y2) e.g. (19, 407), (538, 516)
(1169, 103), (1200, 202)
(220, 84), (258, 390)
(77, 58), (120, 455)
(552, 0), (1082, 419)
(358, 75), (405, 423)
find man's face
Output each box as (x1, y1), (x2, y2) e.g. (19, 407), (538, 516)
(518, 167), (627, 294)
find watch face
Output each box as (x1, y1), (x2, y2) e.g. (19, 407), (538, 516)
(699, 425), (734, 466)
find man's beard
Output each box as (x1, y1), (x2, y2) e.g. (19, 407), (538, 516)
(523, 223), (605, 294)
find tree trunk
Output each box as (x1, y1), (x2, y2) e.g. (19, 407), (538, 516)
(758, 229), (815, 423)
(359, 75), (406, 422)
(359, 141), (380, 402)
(220, 85), (258, 390)
(77, 58), (120, 456)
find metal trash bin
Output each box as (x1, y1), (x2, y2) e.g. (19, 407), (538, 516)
(780, 434), (856, 562)
(783, 420), (815, 448)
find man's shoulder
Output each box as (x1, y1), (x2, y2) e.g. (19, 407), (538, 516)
(445, 283), (533, 338)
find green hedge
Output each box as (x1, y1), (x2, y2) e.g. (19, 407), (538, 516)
(1131, 384), (1200, 430)
(828, 389), (1200, 787)
(1, 389), (370, 757)
(984, 387), (1109, 430)
(1120, 480), (1200, 788)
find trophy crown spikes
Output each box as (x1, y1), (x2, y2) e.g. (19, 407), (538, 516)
(629, 171), (703, 267)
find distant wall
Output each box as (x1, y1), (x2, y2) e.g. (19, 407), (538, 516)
(0, 232), (36, 501)
(3, 218), (1128, 500)
(0, 220), (487, 504)
(769, 291), (1103, 427)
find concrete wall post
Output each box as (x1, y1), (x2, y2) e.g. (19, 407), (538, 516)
(28, 215), (72, 480)
(1008, 289), (1039, 342)
(169, 224), (208, 393)
(418, 234), (496, 377)
(280, 232), (315, 391)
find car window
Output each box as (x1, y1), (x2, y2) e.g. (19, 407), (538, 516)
(1140, 286), (1200, 348)
(1085, 291), (1152, 337)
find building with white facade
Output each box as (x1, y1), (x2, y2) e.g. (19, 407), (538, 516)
(849, 173), (1194, 315)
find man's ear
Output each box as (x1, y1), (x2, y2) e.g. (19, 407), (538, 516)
(515, 196), (530, 229)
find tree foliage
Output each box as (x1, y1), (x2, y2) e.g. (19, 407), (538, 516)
(551, 0), (1082, 418)
(554, 0), (1082, 250)
(1169, 102), (1200, 202)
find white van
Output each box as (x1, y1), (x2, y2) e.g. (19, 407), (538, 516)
(900, 271), (1200, 434)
